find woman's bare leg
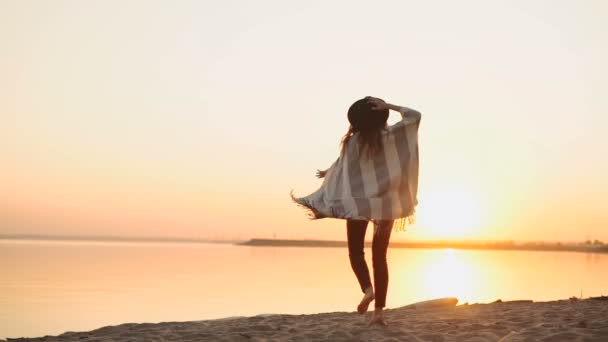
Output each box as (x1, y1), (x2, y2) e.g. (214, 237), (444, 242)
(346, 219), (375, 314)
(368, 220), (393, 325)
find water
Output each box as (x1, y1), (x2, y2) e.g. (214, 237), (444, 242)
(1, 240), (607, 339)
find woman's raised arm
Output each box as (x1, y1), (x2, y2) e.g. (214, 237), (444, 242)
(395, 105), (422, 123)
(367, 97), (421, 125)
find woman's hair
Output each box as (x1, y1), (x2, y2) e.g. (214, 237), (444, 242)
(340, 98), (389, 158)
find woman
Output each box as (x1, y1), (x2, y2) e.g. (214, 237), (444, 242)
(292, 96), (421, 326)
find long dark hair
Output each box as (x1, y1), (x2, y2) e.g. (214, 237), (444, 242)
(340, 98), (389, 159)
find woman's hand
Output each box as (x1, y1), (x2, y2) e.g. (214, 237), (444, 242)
(365, 96), (389, 111)
(316, 169), (327, 178)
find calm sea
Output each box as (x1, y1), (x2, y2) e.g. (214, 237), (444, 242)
(1, 240), (607, 339)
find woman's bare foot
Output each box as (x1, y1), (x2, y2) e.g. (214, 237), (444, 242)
(357, 286), (375, 314)
(368, 307), (388, 326)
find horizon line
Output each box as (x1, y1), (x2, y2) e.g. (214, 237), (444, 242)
(0, 233), (604, 245)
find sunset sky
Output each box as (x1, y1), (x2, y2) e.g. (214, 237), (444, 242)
(2, 0), (607, 242)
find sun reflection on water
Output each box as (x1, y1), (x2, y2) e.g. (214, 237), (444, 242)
(419, 249), (476, 302)
(391, 248), (495, 305)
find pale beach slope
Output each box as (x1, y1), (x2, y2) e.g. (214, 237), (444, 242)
(5, 298), (608, 341)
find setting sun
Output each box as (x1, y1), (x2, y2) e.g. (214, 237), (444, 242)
(415, 185), (485, 239)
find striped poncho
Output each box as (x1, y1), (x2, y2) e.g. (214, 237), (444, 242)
(291, 106), (421, 232)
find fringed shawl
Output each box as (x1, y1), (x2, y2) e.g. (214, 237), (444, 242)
(291, 106), (421, 233)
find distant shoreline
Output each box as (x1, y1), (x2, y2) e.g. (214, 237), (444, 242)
(0, 234), (240, 245)
(239, 238), (608, 254)
(2, 235), (607, 254)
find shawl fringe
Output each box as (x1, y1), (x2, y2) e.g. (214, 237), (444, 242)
(291, 190), (415, 233)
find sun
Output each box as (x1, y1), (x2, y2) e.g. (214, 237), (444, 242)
(415, 185), (484, 239)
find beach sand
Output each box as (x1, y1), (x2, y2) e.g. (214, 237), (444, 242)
(5, 298), (608, 341)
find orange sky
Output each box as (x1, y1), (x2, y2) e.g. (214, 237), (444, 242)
(2, 1), (607, 242)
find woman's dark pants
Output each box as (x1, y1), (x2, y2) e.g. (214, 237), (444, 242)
(346, 219), (393, 309)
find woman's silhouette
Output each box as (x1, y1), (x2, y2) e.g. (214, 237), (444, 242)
(292, 96), (421, 326)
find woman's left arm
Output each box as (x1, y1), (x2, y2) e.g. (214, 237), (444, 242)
(316, 156), (341, 178)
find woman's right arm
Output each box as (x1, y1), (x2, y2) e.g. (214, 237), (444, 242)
(368, 97), (421, 126)
(388, 104), (421, 124)
(367, 97), (421, 120)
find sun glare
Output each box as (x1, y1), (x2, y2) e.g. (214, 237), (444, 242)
(391, 248), (495, 305)
(415, 185), (484, 239)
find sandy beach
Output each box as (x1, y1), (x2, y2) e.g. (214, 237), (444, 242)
(5, 298), (607, 341)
